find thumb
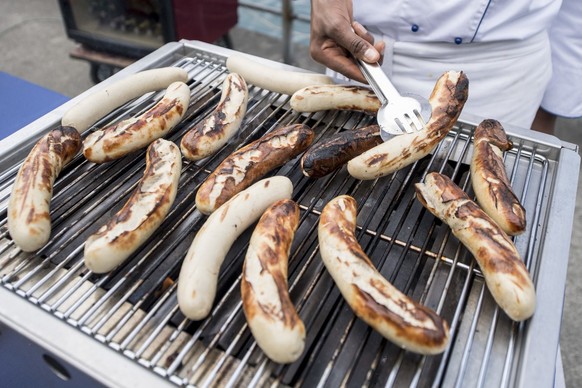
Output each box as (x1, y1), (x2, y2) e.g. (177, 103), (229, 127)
(343, 23), (381, 63)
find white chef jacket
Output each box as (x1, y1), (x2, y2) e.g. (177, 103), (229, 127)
(349, 0), (582, 125)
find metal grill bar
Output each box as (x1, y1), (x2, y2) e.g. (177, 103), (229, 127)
(0, 43), (570, 388)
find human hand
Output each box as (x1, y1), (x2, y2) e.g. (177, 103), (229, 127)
(310, 0), (385, 83)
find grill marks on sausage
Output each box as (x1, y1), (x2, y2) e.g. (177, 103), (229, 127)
(350, 71), (469, 178)
(97, 97), (182, 159)
(18, 127), (81, 201)
(242, 200), (302, 329)
(471, 119), (526, 235)
(181, 73), (248, 160)
(15, 128), (80, 223)
(94, 145), (175, 245)
(477, 145), (524, 215)
(187, 110), (228, 142)
(83, 82), (189, 163)
(415, 173), (535, 320)
(301, 125), (382, 177)
(319, 195), (450, 353)
(454, 202), (528, 284)
(197, 124), (314, 213)
(352, 285), (448, 348)
(475, 119), (513, 151)
(87, 139), (180, 255)
(8, 126), (81, 251)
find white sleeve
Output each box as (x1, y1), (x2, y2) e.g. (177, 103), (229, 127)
(540, 0), (582, 118)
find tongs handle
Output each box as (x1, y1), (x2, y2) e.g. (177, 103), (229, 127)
(356, 59), (400, 106)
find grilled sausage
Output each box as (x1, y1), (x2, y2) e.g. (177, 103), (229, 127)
(290, 84), (381, 114)
(347, 71), (469, 180)
(301, 125), (382, 178)
(415, 172), (536, 321)
(241, 199), (305, 364)
(7, 126), (82, 252)
(180, 73), (249, 161)
(84, 139), (182, 273)
(195, 124), (314, 215)
(178, 176), (294, 321)
(83, 81), (190, 163)
(318, 195), (450, 355)
(62, 67), (188, 133)
(226, 54), (334, 96)
(470, 119), (526, 235)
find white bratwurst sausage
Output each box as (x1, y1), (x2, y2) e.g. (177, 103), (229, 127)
(62, 67), (188, 133)
(8, 126), (82, 252)
(83, 81), (190, 163)
(241, 199), (305, 364)
(347, 71), (469, 180)
(84, 139), (182, 273)
(415, 172), (536, 321)
(318, 195), (450, 355)
(290, 84), (381, 114)
(180, 73), (248, 161)
(178, 176), (294, 321)
(226, 54), (334, 96)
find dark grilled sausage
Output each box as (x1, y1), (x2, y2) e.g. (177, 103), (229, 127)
(241, 199), (305, 363)
(8, 126), (82, 252)
(83, 81), (190, 163)
(415, 172), (536, 321)
(318, 195), (450, 355)
(195, 123), (314, 215)
(470, 119), (526, 235)
(301, 125), (382, 178)
(180, 73), (248, 161)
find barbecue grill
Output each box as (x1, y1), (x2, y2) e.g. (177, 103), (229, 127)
(0, 40), (579, 387)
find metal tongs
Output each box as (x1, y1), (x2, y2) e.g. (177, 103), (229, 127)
(357, 59), (431, 140)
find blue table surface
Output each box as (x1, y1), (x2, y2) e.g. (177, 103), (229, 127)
(0, 71), (70, 141)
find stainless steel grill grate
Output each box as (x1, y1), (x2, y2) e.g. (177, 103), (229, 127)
(0, 41), (578, 387)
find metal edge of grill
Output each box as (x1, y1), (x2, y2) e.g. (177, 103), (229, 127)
(0, 39), (579, 388)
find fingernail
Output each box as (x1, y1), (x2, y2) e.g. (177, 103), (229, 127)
(364, 48), (378, 62)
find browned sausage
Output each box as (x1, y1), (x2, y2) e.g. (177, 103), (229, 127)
(241, 199), (305, 363)
(195, 124), (314, 214)
(180, 73), (248, 161)
(83, 81), (190, 163)
(8, 126), (82, 251)
(318, 195), (450, 355)
(84, 139), (182, 273)
(348, 71), (469, 180)
(470, 119), (526, 235)
(415, 172), (536, 321)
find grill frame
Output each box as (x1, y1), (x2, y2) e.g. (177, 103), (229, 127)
(0, 40), (579, 388)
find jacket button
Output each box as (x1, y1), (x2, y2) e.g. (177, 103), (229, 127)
(411, 24), (419, 32)
(454, 37), (463, 44)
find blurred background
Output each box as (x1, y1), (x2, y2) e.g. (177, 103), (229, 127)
(0, 1), (580, 386)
